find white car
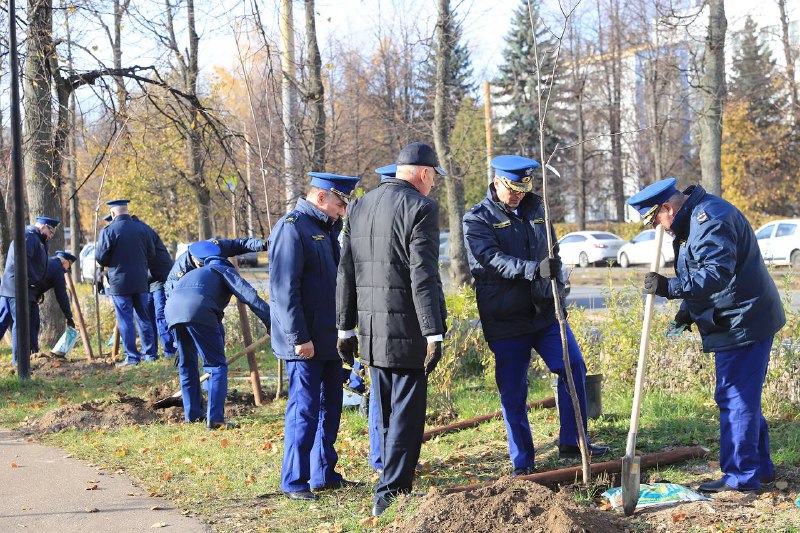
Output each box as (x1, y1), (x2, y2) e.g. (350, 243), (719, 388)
(558, 231), (626, 267)
(79, 242), (97, 283)
(755, 219), (800, 268)
(616, 229), (675, 268)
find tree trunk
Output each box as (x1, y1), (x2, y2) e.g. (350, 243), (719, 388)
(0, 78), (11, 272)
(113, 0), (131, 122)
(778, 0), (799, 130)
(609, 0), (624, 220)
(304, 0), (326, 171)
(24, 0), (64, 348)
(280, 0), (301, 212)
(432, 0), (470, 287)
(698, 0), (726, 197)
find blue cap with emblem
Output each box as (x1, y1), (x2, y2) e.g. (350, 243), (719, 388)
(35, 216), (61, 228)
(491, 155), (540, 193)
(55, 250), (77, 263)
(105, 199), (130, 207)
(308, 172), (361, 204)
(375, 164), (397, 180)
(626, 178), (679, 226)
(188, 241), (222, 264)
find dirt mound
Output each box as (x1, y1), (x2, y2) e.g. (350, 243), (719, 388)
(30, 353), (115, 379)
(26, 393), (161, 434)
(396, 477), (629, 533)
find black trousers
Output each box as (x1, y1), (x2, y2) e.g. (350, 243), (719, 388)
(371, 366), (427, 506)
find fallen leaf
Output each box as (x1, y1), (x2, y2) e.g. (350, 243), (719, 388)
(151, 506), (166, 511)
(10, 462), (18, 468)
(86, 508), (99, 513)
(598, 503), (612, 511)
(161, 473), (172, 481)
(775, 480), (788, 491)
(151, 522), (167, 528)
(86, 484), (98, 490)
(671, 511), (686, 522)
(220, 439), (230, 448)
(182, 458), (192, 464)
(260, 508), (274, 516)
(359, 516), (378, 528)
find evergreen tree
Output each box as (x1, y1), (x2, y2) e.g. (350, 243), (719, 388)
(494, 0), (560, 159)
(729, 16), (783, 127)
(418, 18), (475, 129)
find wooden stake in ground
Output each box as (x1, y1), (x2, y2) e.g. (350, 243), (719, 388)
(231, 258), (263, 405)
(111, 321), (120, 359)
(64, 272), (93, 359)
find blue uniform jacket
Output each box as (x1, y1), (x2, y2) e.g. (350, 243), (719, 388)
(269, 199), (341, 361)
(37, 258), (73, 320)
(463, 186), (566, 342)
(164, 256), (270, 329)
(95, 214), (155, 295)
(132, 216), (174, 290)
(0, 226), (49, 301)
(164, 237), (265, 297)
(667, 185), (785, 352)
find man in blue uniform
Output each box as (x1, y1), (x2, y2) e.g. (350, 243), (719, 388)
(0, 216), (59, 364)
(337, 143), (448, 516)
(270, 172), (361, 501)
(164, 236), (266, 298)
(165, 241), (271, 429)
(35, 251), (78, 334)
(463, 155), (609, 476)
(95, 200), (157, 366)
(628, 178), (785, 493)
(132, 216), (176, 358)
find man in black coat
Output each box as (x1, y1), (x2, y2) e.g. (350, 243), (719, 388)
(336, 142), (447, 517)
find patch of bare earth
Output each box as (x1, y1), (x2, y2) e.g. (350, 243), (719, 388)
(29, 352), (116, 379)
(394, 476), (630, 533)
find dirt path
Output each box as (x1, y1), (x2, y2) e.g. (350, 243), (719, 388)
(0, 429), (209, 532)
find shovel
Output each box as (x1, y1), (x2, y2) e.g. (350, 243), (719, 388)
(153, 334), (271, 408)
(621, 224), (665, 516)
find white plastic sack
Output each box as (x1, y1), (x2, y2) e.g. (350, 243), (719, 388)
(603, 483), (710, 511)
(52, 326), (79, 355)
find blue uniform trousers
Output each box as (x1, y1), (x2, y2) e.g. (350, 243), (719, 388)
(147, 289), (175, 357)
(372, 366), (427, 507)
(113, 293), (156, 363)
(0, 297), (40, 365)
(488, 323), (588, 469)
(367, 367), (383, 471)
(173, 322), (227, 424)
(281, 359), (344, 493)
(715, 337), (774, 490)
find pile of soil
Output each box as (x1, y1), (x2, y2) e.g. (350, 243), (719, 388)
(25, 393), (161, 433)
(396, 477), (629, 533)
(29, 353), (115, 379)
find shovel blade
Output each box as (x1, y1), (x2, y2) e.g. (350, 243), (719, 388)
(152, 394), (183, 409)
(621, 454), (641, 516)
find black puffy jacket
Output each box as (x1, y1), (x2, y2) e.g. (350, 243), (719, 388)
(336, 178), (447, 370)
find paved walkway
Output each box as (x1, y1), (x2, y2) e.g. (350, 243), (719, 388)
(0, 430), (209, 532)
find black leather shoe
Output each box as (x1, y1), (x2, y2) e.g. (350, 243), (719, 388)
(760, 474), (775, 485)
(372, 502), (390, 516)
(559, 443), (610, 459)
(284, 490), (319, 501)
(512, 466), (535, 476)
(698, 477), (756, 493)
(207, 421), (240, 430)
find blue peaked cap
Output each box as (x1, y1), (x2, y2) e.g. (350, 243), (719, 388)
(55, 250), (77, 262)
(308, 172), (361, 203)
(626, 178), (679, 225)
(491, 155), (540, 193)
(36, 216), (61, 228)
(375, 164), (397, 180)
(188, 241), (222, 263)
(105, 199), (130, 207)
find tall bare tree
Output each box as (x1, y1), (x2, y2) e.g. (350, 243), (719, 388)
(698, 0), (726, 196)
(280, 0), (301, 211)
(777, 0), (799, 129)
(304, 0), (326, 171)
(433, 0), (470, 286)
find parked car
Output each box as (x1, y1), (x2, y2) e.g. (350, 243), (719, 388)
(439, 231), (450, 265)
(79, 242), (96, 283)
(755, 219), (800, 268)
(558, 231), (626, 267)
(616, 229), (675, 268)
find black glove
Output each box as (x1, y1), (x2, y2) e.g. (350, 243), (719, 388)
(424, 341), (443, 376)
(337, 336), (358, 367)
(674, 309), (693, 331)
(643, 272), (669, 297)
(66, 318), (76, 329)
(36, 293), (45, 304)
(95, 279), (105, 295)
(538, 256), (562, 279)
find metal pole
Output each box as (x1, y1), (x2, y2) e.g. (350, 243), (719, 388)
(9, 0), (31, 380)
(483, 80), (493, 183)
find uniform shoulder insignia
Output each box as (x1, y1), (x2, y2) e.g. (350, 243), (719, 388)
(696, 211), (708, 223)
(285, 216), (297, 224)
(533, 218), (545, 224)
(211, 239), (219, 245)
(312, 234), (326, 241)
(492, 220), (511, 229)
(177, 271), (184, 278)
